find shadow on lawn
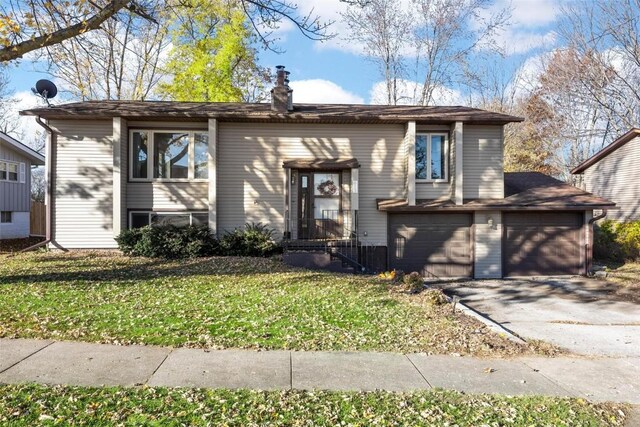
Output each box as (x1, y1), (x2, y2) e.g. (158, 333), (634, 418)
(0, 253), (312, 286)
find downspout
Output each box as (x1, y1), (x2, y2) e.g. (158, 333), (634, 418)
(19, 116), (54, 252)
(586, 209), (608, 275)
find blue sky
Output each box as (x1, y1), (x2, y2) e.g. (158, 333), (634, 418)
(5, 0), (565, 141)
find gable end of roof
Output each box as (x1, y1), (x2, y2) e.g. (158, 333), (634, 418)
(571, 128), (640, 174)
(0, 131), (45, 165)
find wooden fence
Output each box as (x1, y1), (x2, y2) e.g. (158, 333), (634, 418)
(30, 201), (46, 237)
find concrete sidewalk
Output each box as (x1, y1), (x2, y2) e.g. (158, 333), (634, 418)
(1, 339), (639, 403)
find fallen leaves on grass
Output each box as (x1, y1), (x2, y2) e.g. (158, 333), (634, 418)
(0, 384), (629, 427)
(1, 251), (552, 356)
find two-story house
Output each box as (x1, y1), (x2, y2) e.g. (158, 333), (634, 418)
(21, 67), (613, 278)
(0, 131), (45, 239)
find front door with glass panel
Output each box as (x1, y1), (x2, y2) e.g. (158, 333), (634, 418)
(297, 172), (342, 239)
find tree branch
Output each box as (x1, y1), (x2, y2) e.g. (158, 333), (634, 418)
(0, 0), (130, 62)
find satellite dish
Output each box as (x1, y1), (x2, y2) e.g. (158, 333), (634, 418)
(31, 79), (57, 106)
(34, 80), (57, 99)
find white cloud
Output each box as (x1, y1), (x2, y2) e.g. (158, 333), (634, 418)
(289, 79), (364, 104)
(496, 29), (557, 55)
(368, 79), (464, 106)
(475, 0), (562, 56)
(509, 0), (561, 28)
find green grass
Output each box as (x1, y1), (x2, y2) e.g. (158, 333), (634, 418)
(0, 384), (628, 426)
(0, 251), (536, 355)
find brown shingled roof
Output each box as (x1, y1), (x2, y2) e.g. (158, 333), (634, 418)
(377, 172), (615, 212)
(20, 101), (523, 124)
(571, 128), (640, 174)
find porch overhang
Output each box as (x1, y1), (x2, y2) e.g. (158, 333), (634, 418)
(378, 172), (616, 212)
(282, 158), (360, 170)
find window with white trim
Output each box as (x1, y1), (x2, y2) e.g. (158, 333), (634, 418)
(1, 211), (12, 223)
(0, 160), (21, 182)
(129, 211), (209, 229)
(130, 130), (209, 181)
(416, 133), (448, 182)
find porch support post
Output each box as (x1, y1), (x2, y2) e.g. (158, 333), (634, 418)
(406, 121), (416, 206)
(208, 118), (218, 236)
(454, 121), (463, 205)
(112, 117), (126, 237)
(285, 167), (291, 238)
(351, 167), (359, 238)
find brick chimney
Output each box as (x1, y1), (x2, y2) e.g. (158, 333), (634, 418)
(271, 65), (293, 113)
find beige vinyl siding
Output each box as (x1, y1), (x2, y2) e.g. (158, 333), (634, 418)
(0, 142), (31, 212)
(49, 120), (115, 248)
(416, 183), (450, 200)
(463, 125), (504, 199)
(127, 182), (208, 211)
(474, 211), (502, 278)
(217, 123), (405, 244)
(584, 136), (640, 221)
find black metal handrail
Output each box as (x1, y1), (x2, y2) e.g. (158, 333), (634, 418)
(283, 210), (379, 274)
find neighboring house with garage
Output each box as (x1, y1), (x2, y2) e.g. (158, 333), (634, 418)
(21, 66), (613, 278)
(572, 128), (640, 221)
(0, 131), (45, 239)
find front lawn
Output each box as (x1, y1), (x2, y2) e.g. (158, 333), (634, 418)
(0, 251), (545, 355)
(0, 384), (628, 426)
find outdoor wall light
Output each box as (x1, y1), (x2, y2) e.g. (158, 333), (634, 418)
(291, 171), (296, 185)
(487, 217), (495, 228)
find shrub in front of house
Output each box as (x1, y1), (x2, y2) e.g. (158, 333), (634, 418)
(116, 222), (281, 259)
(594, 220), (640, 262)
(220, 223), (282, 257)
(116, 225), (219, 259)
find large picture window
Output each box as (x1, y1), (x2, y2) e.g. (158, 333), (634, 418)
(130, 130), (209, 181)
(416, 133), (448, 182)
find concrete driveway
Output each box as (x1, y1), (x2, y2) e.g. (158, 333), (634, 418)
(442, 278), (640, 357)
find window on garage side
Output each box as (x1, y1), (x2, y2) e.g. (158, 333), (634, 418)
(416, 133), (448, 182)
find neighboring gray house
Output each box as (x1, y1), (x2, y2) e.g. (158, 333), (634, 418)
(572, 128), (640, 221)
(0, 131), (45, 239)
(22, 67), (613, 277)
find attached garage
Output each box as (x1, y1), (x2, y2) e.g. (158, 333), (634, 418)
(389, 213), (473, 278)
(503, 212), (584, 276)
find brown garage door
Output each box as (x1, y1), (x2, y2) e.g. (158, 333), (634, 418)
(503, 212), (583, 276)
(389, 213), (473, 278)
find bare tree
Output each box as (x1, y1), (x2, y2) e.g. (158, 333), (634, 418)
(342, 0), (411, 105)
(45, 7), (168, 100)
(557, 0), (640, 138)
(0, 66), (22, 137)
(343, 0), (508, 105)
(411, 0), (509, 106)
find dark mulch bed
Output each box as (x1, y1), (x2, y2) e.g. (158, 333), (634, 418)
(0, 237), (46, 253)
